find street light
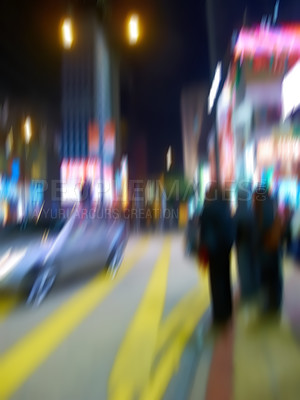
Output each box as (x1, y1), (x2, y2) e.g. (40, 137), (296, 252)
(23, 116), (32, 219)
(24, 116), (32, 144)
(167, 146), (172, 171)
(127, 14), (140, 45)
(62, 18), (74, 49)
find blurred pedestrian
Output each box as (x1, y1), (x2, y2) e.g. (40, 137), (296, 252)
(80, 180), (92, 210)
(253, 186), (284, 313)
(234, 188), (259, 302)
(291, 207), (300, 262)
(186, 214), (199, 254)
(282, 200), (293, 254)
(200, 184), (235, 324)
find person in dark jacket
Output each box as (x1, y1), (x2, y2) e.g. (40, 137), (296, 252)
(234, 188), (259, 302)
(200, 184), (235, 324)
(253, 186), (283, 313)
(282, 200), (293, 254)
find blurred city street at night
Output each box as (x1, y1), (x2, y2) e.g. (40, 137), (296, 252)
(1, 0), (300, 399)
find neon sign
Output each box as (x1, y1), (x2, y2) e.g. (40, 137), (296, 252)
(235, 26), (300, 59)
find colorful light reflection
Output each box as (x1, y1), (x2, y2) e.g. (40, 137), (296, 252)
(234, 26), (300, 59)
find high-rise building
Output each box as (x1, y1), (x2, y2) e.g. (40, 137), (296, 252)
(61, 10), (120, 204)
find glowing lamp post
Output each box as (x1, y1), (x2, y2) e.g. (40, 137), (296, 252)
(23, 116), (32, 217)
(24, 116), (32, 145)
(167, 146), (172, 171)
(127, 14), (140, 45)
(62, 18), (74, 49)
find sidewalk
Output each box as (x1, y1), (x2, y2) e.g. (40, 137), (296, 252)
(190, 257), (300, 400)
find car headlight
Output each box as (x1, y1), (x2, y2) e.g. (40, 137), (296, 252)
(0, 248), (28, 280)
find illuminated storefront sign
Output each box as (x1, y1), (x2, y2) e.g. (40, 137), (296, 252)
(11, 159), (20, 182)
(234, 26), (300, 59)
(282, 61), (300, 120)
(257, 136), (300, 166)
(60, 158), (114, 205)
(0, 178), (18, 201)
(234, 27), (300, 81)
(61, 159), (100, 203)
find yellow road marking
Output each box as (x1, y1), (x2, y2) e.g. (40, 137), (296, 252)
(141, 277), (210, 400)
(0, 237), (149, 400)
(145, 250), (293, 400)
(154, 286), (201, 355)
(154, 261), (210, 355)
(108, 237), (172, 400)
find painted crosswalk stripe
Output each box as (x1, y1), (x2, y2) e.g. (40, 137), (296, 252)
(108, 237), (172, 400)
(0, 237), (149, 400)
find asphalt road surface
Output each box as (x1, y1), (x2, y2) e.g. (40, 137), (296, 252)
(0, 232), (211, 400)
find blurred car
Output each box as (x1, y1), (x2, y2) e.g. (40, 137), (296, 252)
(0, 206), (128, 306)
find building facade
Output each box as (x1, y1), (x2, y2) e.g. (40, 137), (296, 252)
(61, 11), (120, 205)
(214, 25), (300, 210)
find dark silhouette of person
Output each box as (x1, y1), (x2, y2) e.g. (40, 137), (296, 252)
(200, 184), (235, 324)
(80, 181), (92, 210)
(253, 186), (283, 313)
(234, 187), (259, 302)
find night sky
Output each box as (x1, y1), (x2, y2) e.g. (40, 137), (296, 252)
(0, 0), (209, 175)
(0, 0), (299, 174)
(114, 0), (210, 174)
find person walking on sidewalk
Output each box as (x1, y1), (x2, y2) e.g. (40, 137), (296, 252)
(253, 186), (284, 313)
(234, 188), (259, 302)
(200, 184), (235, 324)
